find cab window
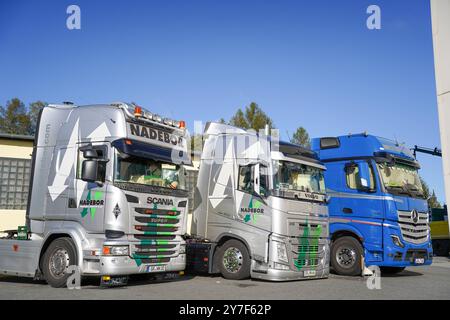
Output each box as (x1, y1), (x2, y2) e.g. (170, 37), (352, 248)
(345, 162), (375, 190)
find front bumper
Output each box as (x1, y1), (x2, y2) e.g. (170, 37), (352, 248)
(364, 224), (433, 268)
(251, 262), (329, 281)
(90, 253), (186, 276)
(250, 235), (330, 281)
(83, 254), (186, 276)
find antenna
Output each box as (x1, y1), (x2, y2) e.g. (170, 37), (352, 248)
(286, 130), (291, 142)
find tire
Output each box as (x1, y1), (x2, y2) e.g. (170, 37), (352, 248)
(42, 237), (78, 288)
(217, 239), (251, 280)
(331, 236), (363, 276)
(380, 266), (405, 274)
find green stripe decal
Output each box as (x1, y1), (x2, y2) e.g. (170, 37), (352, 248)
(146, 223), (176, 227)
(143, 231), (174, 236)
(132, 254), (143, 266)
(139, 240), (170, 245)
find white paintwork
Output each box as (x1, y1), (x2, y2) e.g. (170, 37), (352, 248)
(430, 0), (450, 236)
(47, 118), (79, 201)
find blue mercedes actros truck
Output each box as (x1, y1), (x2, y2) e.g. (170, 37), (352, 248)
(311, 133), (433, 276)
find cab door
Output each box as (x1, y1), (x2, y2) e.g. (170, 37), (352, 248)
(337, 160), (384, 248)
(66, 143), (109, 232)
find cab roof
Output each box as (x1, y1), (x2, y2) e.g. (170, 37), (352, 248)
(311, 133), (416, 162)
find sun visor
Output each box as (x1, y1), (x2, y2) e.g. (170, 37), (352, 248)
(112, 139), (192, 165)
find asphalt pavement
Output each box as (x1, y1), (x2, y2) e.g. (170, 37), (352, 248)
(0, 257), (449, 300)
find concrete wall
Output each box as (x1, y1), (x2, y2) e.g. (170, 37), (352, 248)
(0, 137), (33, 232)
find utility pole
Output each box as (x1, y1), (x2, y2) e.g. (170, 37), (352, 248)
(430, 0), (450, 236)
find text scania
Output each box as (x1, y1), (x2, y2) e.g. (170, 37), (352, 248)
(147, 197), (174, 206)
(129, 123), (183, 146)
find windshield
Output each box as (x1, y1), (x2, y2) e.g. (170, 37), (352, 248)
(114, 150), (185, 190)
(273, 161), (326, 195)
(377, 162), (423, 197)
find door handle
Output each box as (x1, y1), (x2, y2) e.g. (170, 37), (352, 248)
(68, 198), (77, 208)
(342, 207), (353, 214)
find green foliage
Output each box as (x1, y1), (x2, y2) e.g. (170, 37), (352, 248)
(0, 98), (31, 135)
(0, 99), (47, 135)
(291, 126), (311, 148)
(28, 101), (46, 135)
(229, 102), (274, 131)
(420, 176), (442, 209)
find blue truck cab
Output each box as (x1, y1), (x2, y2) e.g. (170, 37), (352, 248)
(311, 134), (433, 276)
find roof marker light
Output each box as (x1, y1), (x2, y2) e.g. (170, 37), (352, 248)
(134, 106), (142, 118)
(179, 121), (186, 129)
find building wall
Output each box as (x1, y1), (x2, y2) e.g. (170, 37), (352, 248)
(0, 138), (33, 232)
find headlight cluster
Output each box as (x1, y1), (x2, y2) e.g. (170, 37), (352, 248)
(102, 245), (129, 256)
(391, 235), (404, 248)
(274, 241), (288, 263)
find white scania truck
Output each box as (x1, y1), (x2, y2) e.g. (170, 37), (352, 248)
(0, 102), (191, 287)
(187, 122), (329, 281)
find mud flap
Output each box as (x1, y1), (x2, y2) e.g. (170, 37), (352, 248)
(361, 255), (374, 276)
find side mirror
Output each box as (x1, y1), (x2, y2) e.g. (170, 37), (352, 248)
(253, 165), (260, 196)
(357, 162), (371, 192)
(81, 160), (98, 182)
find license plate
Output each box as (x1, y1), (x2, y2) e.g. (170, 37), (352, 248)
(147, 265), (166, 272)
(304, 270), (316, 277)
(414, 258), (425, 264)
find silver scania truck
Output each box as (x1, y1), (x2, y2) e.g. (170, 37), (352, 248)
(0, 102), (191, 287)
(188, 122), (329, 281)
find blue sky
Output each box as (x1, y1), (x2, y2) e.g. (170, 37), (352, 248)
(0, 0), (445, 202)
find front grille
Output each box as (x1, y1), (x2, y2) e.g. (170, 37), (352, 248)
(289, 239), (326, 271)
(134, 257), (171, 264)
(131, 205), (184, 265)
(294, 258), (319, 269)
(397, 210), (429, 244)
(297, 245), (319, 253)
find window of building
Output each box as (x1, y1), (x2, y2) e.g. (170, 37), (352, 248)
(0, 158), (31, 210)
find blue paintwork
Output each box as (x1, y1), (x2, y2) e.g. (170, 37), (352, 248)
(312, 134), (433, 268)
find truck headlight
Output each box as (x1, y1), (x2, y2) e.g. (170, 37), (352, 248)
(391, 235), (404, 248)
(103, 245), (129, 256)
(274, 241), (288, 263)
(179, 244), (186, 254)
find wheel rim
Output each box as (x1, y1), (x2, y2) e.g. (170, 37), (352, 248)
(336, 247), (357, 269)
(222, 247), (243, 273)
(49, 247), (70, 279)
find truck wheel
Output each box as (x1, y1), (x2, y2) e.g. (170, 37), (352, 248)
(42, 237), (78, 288)
(331, 236), (363, 276)
(380, 266), (405, 274)
(217, 240), (251, 280)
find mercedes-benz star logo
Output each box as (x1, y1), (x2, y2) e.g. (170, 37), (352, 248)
(411, 209), (419, 224)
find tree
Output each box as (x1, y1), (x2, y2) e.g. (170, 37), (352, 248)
(0, 98), (31, 135)
(420, 177), (442, 209)
(291, 126), (311, 148)
(28, 101), (46, 135)
(229, 102), (274, 131)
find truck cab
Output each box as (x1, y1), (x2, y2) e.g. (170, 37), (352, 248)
(0, 102), (191, 287)
(189, 122), (329, 281)
(312, 134), (433, 276)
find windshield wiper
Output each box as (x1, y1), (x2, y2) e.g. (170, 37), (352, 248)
(386, 185), (411, 196)
(404, 184), (425, 199)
